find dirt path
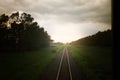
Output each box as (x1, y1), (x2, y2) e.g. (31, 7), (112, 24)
(39, 47), (88, 80)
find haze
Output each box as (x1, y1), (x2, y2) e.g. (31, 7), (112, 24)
(0, 0), (111, 43)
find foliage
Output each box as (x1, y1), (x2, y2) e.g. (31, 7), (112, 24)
(68, 45), (112, 80)
(0, 45), (64, 80)
(0, 12), (51, 51)
(70, 30), (112, 46)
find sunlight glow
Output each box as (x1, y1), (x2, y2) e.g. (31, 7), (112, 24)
(0, 0), (111, 43)
(40, 22), (111, 43)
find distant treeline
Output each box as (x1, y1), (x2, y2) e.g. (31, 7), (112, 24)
(0, 12), (51, 51)
(70, 30), (112, 46)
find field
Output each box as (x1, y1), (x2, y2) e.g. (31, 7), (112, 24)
(68, 45), (112, 80)
(0, 45), (63, 80)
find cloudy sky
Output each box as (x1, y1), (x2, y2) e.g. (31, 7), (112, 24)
(0, 0), (111, 43)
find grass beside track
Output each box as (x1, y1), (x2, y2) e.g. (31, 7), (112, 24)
(0, 45), (64, 80)
(68, 45), (112, 80)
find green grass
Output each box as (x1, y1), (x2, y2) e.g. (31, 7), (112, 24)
(0, 45), (64, 80)
(68, 45), (112, 80)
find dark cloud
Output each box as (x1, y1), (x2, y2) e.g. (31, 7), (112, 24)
(0, 0), (111, 42)
(0, 0), (111, 25)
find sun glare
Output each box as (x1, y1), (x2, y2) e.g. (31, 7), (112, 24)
(44, 22), (111, 44)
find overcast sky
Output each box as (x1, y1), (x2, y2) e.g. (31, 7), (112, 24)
(0, 0), (111, 43)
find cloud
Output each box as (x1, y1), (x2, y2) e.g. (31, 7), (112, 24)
(0, 0), (111, 24)
(0, 0), (111, 42)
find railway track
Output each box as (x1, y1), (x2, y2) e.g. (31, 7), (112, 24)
(39, 47), (86, 80)
(56, 47), (72, 80)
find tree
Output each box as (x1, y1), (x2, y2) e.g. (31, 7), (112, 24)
(0, 12), (51, 51)
(71, 30), (112, 47)
(0, 14), (9, 50)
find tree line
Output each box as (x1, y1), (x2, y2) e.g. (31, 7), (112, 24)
(0, 12), (51, 51)
(70, 30), (112, 47)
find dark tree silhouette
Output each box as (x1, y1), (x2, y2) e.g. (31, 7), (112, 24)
(0, 14), (9, 50)
(70, 30), (112, 47)
(0, 12), (51, 51)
